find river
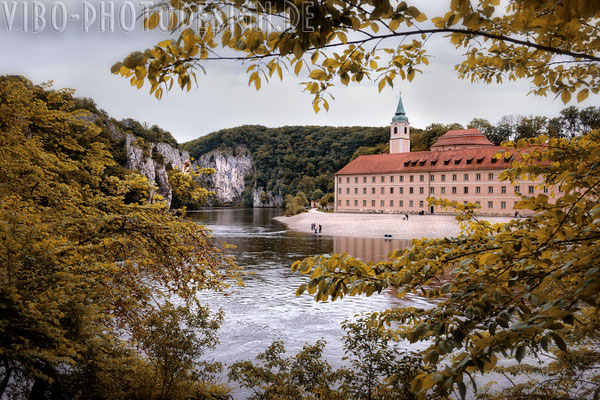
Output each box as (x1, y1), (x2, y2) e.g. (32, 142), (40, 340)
(187, 207), (433, 369)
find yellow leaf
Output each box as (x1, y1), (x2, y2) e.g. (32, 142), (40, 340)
(561, 90), (571, 104)
(577, 88), (589, 103)
(294, 60), (303, 75)
(309, 69), (326, 80)
(145, 12), (159, 30)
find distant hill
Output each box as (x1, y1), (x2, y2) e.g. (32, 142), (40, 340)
(182, 125), (403, 205)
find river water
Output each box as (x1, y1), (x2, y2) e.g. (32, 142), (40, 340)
(187, 208), (434, 369)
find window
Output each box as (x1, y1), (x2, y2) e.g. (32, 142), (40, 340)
(464, 187), (469, 194)
(543, 187), (549, 194)
(488, 173), (494, 180)
(380, 200), (385, 207)
(354, 188), (358, 194)
(409, 187), (414, 194)
(528, 186), (534, 194)
(464, 201), (468, 205)
(430, 187), (435, 194)
(338, 177), (341, 183)
(363, 200), (367, 206)
(363, 188), (367, 194)
(404, 126), (408, 134)
(476, 201), (481, 206)
(399, 200), (404, 207)
(464, 173), (469, 181)
(488, 201), (493, 208)
(346, 177), (350, 183)
(410, 175), (414, 182)
(501, 201), (506, 209)
(452, 187), (457, 194)
(363, 177), (367, 183)
(488, 187), (494, 194)
(420, 175), (424, 182)
(400, 175), (404, 182)
(381, 176), (385, 183)
(399, 187), (404, 194)
(430, 175), (435, 182)
(346, 200), (349, 206)
(372, 200), (375, 206)
(419, 187), (424, 194)
(394, 126), (398, 134)
(372, 188), (376, 194)
(338, 200), (341, 206)
(354, 200), (358, 206)
(409, 200), (414, 207)
(390, 200), (394, 207)
(355, 177), (358, 183)
(338, 188), (341, 194)
(441, 187), (446, 194)
(381, 187), (385, 194)
(346, 188), (350, 194)
(390, 187), (394, 194)
(476, 173), (481, 181)
(514, 186), (520, 194)
(452, 174), (457, 181)
(390, 176), (394, 183)
(372, 177), (376, 183)
(501, 186), (506, 194)
(419, 200), (424, 207)
(476, 186), (481, 194)
(441, 174), (446, 182)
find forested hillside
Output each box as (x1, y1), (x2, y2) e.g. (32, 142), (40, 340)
(183, 125), (399, 203)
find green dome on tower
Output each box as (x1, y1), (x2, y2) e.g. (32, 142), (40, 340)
(392, 93), (408, 123)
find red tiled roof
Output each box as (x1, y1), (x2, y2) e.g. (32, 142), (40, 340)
(335, 146), (513, 175)
(430, 129), (495, 150)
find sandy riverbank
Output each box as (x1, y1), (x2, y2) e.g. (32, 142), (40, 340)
(274, 209), (514, 239)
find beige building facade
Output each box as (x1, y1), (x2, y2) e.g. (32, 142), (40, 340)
(334, 96), (551, 216)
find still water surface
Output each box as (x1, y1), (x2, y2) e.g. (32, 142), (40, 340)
(187, 208), (432, 369)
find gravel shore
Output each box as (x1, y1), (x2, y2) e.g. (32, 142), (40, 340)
(274, 209), (514, 239)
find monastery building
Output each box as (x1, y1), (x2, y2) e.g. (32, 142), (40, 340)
(334, 95), (548, 216)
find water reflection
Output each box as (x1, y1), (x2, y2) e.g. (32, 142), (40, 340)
(333, 236), (411, 261)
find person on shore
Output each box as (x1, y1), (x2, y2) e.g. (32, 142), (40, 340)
(318, 224), (322, 233)
(405, 213), (409, 220)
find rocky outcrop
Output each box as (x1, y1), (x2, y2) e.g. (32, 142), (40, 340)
(195, 150), (254, 204)
(107, 121), (189, 207)
(252, 187), (283, 207)
(124, 136), (189, 206)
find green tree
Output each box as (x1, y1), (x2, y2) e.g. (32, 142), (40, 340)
(0, 77), (239, 399)
(311, 189), (324, 202)
(467, 118), (495, 141)
(350, 143), (389, 161)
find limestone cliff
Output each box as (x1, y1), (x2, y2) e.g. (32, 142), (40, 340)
(194, 149), (283, 207)
(107, 122), (189, 207)
(194, 150), (254, 204)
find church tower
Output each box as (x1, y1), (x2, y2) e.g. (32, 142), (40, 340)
(389, 93), (410, 154)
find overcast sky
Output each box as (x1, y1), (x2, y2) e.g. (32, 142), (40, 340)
(1, 1), (596, 143)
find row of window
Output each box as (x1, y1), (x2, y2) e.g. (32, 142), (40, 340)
(340, 199), (515, 209)
(339, 185), (543, 195)
(340, 173), (496, 185)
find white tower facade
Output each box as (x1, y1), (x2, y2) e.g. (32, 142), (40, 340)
(389, 94), (410, 154)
